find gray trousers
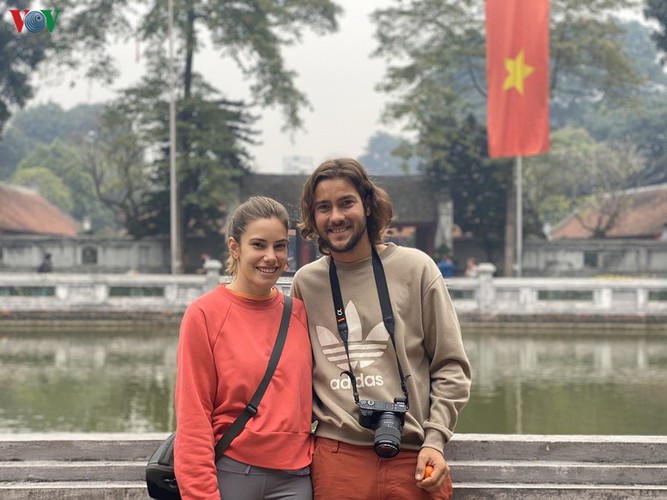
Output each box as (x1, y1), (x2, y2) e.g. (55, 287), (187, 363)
(216, 456), (313, 500)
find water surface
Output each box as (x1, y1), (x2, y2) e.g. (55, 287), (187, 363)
(1, 324), (666, 434)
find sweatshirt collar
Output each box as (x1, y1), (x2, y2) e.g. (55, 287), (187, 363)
(329, 242), (398, 272)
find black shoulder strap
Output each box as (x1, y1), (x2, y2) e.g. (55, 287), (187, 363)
(213, 294), (293, 458)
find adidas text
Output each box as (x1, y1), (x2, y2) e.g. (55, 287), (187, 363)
(330, 373), (384, 390)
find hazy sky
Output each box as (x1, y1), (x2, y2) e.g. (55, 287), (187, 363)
(33, 1), (398, 173)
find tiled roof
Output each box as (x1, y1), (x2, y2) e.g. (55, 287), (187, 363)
(551, 184), (667, 239)
(0, 183), (78, 236)
(240, 173), (443, 224)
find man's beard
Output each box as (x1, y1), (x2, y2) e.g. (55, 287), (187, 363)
(321, 220), (368, 254)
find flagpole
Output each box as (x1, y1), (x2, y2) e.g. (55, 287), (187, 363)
(515, 155), (523, 277)
(168, 0), (182, 274)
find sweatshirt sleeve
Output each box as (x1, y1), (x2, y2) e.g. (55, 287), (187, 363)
(290, 272), (303, 300)
(174, 303), (221, 500)
(421, 273), (472, 452)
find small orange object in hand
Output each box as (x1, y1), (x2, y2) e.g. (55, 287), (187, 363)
(424, 465), (434, 479)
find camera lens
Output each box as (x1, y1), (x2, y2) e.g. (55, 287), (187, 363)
(373, 412), (403, 458)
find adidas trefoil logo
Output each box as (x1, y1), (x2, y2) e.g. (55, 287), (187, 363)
(316, 301), (390, 370)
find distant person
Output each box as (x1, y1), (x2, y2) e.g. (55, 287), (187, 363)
(437, 256), (456, 278)
(37, 253), (52, 273)
(464, 257), (478, 278)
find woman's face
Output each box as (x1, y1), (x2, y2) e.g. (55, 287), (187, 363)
(228, 217), (288, 295)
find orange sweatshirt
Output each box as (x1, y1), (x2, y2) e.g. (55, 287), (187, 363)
(174, 285), (313, 499)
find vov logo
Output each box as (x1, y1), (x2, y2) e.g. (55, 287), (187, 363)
(316, 301), (390, 371)
(9, 9), (61, 33)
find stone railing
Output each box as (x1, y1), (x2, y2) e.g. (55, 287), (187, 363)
(1, 261), (667, 319)
(1, 434), (666, 499)
(448, 263), (667, 318)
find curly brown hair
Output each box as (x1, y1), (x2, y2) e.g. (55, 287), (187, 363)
(299, 158), (393, 255)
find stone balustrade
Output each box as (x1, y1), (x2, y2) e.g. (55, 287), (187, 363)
(1, 434), (666, 499)
(1, 263), (667, 319)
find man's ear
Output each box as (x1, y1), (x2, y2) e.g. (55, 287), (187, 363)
(228, 237), (239, 259)
(364, 196), (372, 216)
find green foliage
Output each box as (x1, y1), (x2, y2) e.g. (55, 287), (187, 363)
(524, 127), (645, 238)
(645, 0), (667, 59)
(78, 106), (150, 236)
(371, 0), (487, 124)
(583, 92), (667, 185)
(2, 1), (343, 249)
(413, 114), (511, 255)
(108, 59), (257, 238)
(370, 0), (652, 251)
(46, 0), (341, 131)
(10, 167), (74, 213)
(372, 0), (643, 127)
(15, 139), (115, 231)
(0, 127), (30, 180)
(0, 103), (104, 179)
(0, 7), (51, 135)
(551, 20), (667, 185)
(359, 132), (418, 176)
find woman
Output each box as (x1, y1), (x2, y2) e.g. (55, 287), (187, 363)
(174, 197), (313, 500)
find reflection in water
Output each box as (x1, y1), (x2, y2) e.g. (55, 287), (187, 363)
(0, 328), (179, 433)
(1, 326), (666, 434)
(459, 330), (667, 435)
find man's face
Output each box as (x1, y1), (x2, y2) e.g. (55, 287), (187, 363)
(313, 177), (371, 262)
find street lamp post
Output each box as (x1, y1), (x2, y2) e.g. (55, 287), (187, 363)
(168, 0), (183, 274)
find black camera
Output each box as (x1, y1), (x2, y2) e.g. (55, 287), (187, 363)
(358, 397), (408, 458)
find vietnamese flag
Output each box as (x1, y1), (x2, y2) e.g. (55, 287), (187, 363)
(486, 0), (550, 158)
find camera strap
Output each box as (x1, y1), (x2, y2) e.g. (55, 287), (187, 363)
(328, 244), (410, 407)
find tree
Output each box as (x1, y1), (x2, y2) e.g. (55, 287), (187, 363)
(372, 0), (643, 124)
(15, 140), (115, 231)
(10, 167), (74, 214)
(413, 114), (511, 260)
(0, 10), (51, 135)
(566, 141), (645, 238)
(0, 103), (104, 179)
(0, 126), (30, 180)
(99, 60), (259, 240)
(576, 20), (667, 185)
(645, 0), (667, 61)
(359, 132), (418, 176)
(78, 107), (151, 236)
(51, 0), (342, 269)
(371, 0), (646, 272)
(43, 0), (342, 131)
(524, 127), (645, 238)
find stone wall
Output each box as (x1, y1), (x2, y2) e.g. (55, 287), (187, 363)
(523, 239), (667, 277)
(0, 235), (170, 274)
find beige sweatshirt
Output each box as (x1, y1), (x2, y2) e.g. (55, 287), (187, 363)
(291, 243), (471, 453)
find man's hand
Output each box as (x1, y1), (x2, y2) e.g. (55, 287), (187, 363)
(415, 447), (450, 492)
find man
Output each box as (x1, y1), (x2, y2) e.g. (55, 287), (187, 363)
(291, 158), (471, 499)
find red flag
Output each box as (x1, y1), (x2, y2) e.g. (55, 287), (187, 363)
(486, 0), (550, 158)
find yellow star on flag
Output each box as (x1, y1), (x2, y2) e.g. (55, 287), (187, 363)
(503, 49), (534, 95)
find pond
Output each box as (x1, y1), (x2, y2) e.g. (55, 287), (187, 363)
(1, 324), (666, 435)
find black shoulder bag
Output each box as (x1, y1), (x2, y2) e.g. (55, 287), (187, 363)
(146, 295), (293, 500)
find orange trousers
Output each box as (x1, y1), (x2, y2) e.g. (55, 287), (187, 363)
(311, 438), (453, 500)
